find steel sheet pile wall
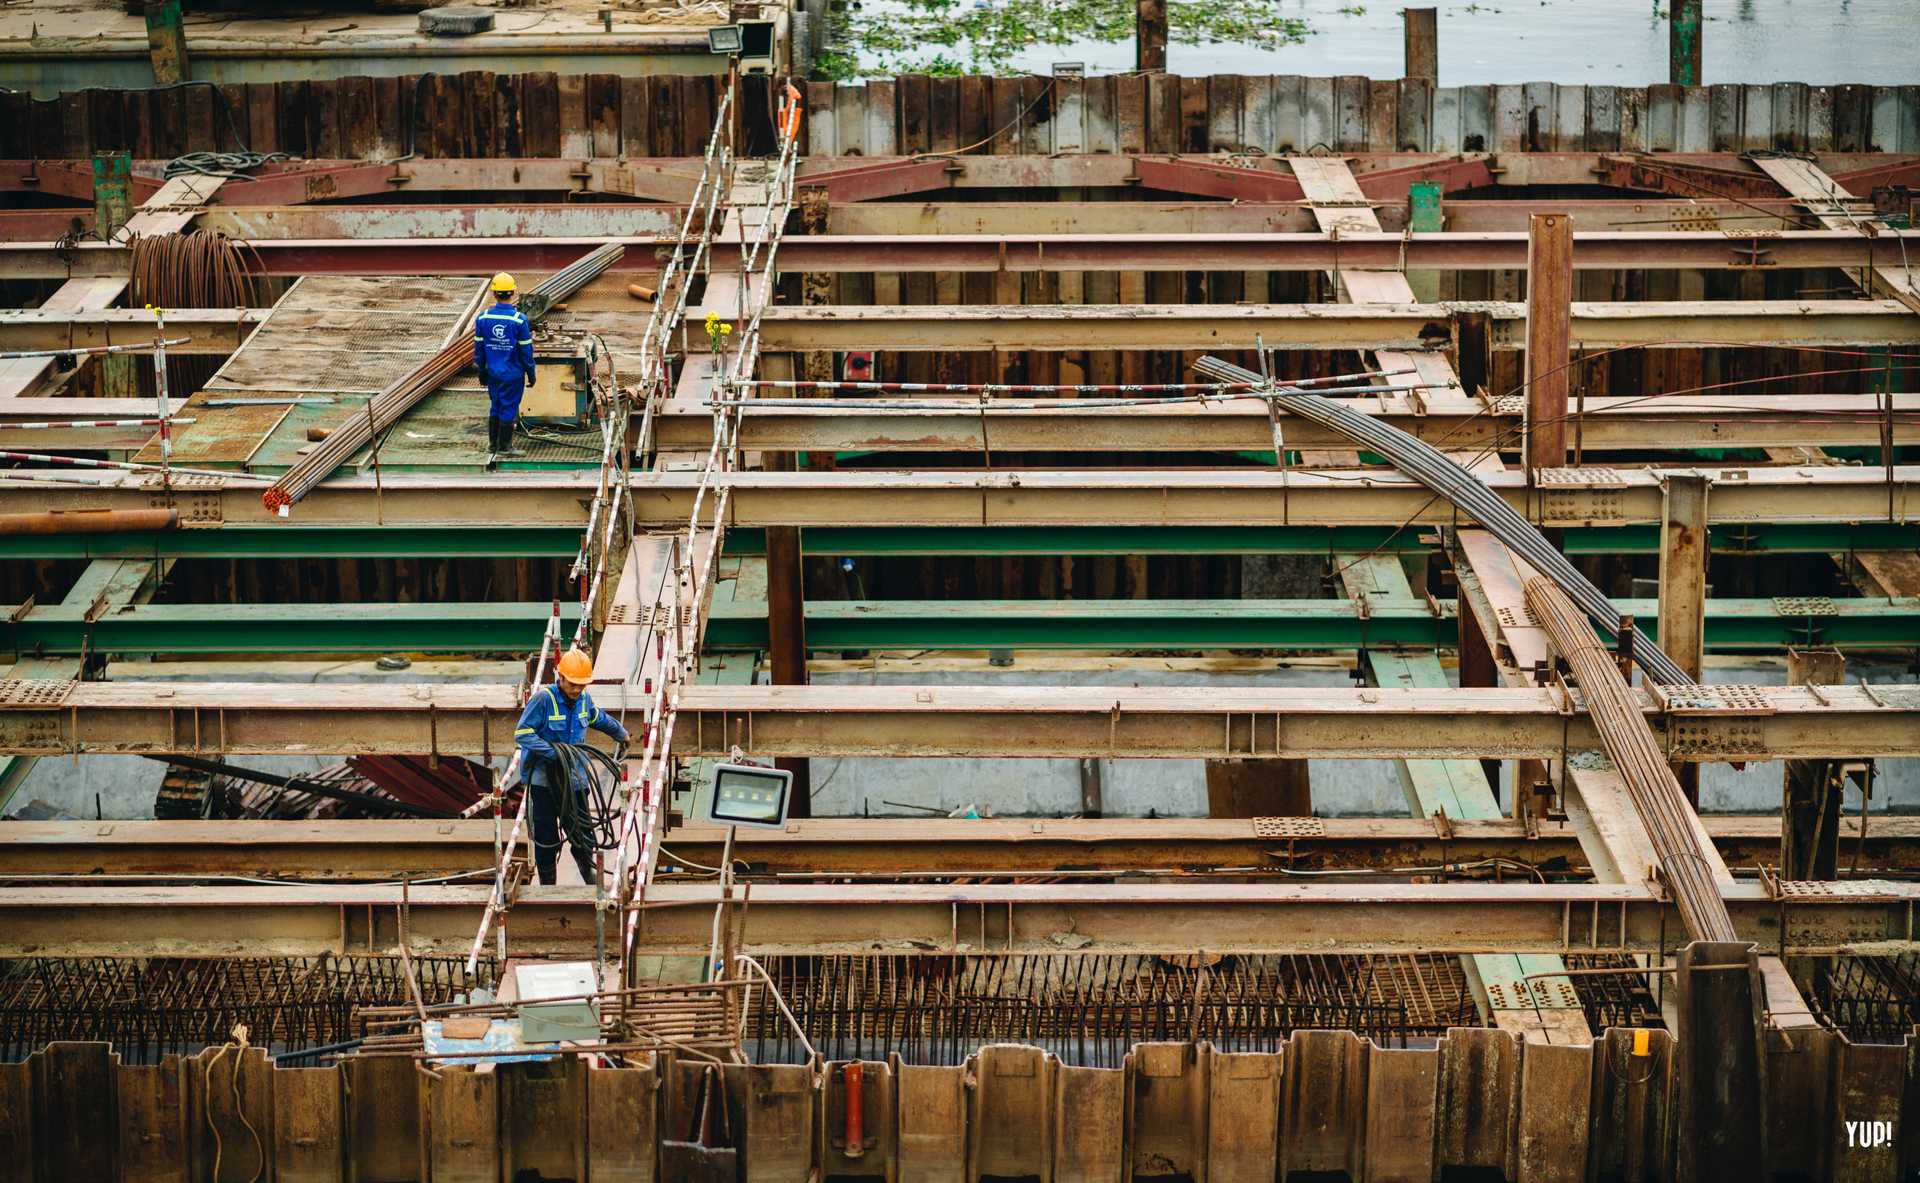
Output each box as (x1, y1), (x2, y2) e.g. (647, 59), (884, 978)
(1, 1030), (1913, 1179)
(6, 74), (1917, 161)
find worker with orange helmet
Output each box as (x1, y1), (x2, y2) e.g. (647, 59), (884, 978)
(473, 272), (535, 459)
(513, 646), (629, 884)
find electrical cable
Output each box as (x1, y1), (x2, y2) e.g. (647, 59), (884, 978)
(547, 741), (626, 856)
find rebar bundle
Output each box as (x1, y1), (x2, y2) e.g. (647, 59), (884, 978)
(1192, 354), (1694, 687)
(261, 243), (625, 513)
(1524, 576), (1738, 943)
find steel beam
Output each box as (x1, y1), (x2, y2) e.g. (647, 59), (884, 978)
(9, 680), (1908, 760)
(749, 300), (1920, 352)
(0, 879), (1910, 958)
(6, 815), (1918, 879)
(652, 393), (1920, 454)
(626, 466), (1920, 531)
(3, 601), (584, 656)
(0, 308), (262, 353)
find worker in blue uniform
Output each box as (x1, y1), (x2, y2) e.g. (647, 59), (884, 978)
(473, 272), (536, 458)
(513, 647), (630, 884)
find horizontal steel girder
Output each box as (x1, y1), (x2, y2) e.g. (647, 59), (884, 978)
(7, 816), (1915, 879)
(8, 597), (1914, 658)
(4, 601), (584, 656)
(629, 466), (1919, 531)
(0, 681), (1912, 760)
(0, 308), (265, 354)
(1, 521), (1912, 562)
(0, 526), (584, 560)
(693, 596), (1920, 653)
(4, 229), (1909, 280)
(13, 466), (1913, 535)
(0, 879), (1911, 958)
(652, 393), (1920, 454)
(747, 300), (1920, 352)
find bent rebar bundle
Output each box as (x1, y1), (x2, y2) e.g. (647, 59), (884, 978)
(262, 243), (625, 513)
(1192, 354), (1693, 687)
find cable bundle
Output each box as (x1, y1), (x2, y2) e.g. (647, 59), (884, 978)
(547, 742), (625, 856)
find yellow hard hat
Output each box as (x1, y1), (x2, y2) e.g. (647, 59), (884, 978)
(556, 648), (593, 682)
(490, 272), (517, 294)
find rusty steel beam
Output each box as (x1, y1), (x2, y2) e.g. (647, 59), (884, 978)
(8, 465), (1913, 535)
(10, 229), (1906, 281)
(0, 308), (263, 354)
(748, 300), (1920, 352)
(0, 681), (1914, 761)
(11, 816), (1917, 880)
(652, 393), (1920, 454)
(823, 198), (1838, 236)
(0, 879), (1910, 958)
(626, 465), (1919, 531)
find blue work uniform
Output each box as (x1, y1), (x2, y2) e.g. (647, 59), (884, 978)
(473, 298), (536, 425)
(513, 683), (629, 883)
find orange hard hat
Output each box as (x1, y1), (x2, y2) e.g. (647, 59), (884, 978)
(556, 648), (593, 682)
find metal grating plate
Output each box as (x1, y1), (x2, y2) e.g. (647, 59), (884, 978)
(1252, 816), (1325, 838)
(1775, 879), (1905, 901)
(0, 680), (76, 707)
(1772, 596), (1838, 616)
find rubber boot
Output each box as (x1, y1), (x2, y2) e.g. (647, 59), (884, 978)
(485, 416), (501, 457)
(498, 417), (526, 457)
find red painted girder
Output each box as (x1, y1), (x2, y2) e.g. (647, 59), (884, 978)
(797, 157), (963, 202)
(1596, 153), (1791, 201)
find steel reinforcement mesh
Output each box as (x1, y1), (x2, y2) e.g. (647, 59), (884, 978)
(0, 955), (492, 1064)
(1809, 952), (1920, 1044)
(744, 953), (1483, 1067)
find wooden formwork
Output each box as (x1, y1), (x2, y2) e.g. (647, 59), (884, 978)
(0, 1029), (1912, 1181)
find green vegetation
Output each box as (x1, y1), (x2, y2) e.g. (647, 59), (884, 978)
(817, 0), (1311, 81)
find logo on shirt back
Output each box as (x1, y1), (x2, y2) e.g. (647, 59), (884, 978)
(491, 324), (508, 340)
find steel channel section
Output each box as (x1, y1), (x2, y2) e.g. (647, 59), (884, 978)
(6, 816), (1919, 877)
(0, 881), (1910, 958)
(0, 527), (582, 560)
(3, 682), (1911, 760)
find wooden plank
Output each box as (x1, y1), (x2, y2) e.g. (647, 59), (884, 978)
(558, 72), (591, 158)
(622, 77), (654, 157)
(588, 74), (621, 158)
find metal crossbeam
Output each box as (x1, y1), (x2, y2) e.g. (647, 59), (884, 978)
(2, 681), (1912, 760)
(5, 816), (1917, 878)
(0, 880), (1910, 958)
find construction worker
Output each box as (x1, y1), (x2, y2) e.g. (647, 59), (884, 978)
(473, 272), (535, 458)
(513, 647), (629, 885)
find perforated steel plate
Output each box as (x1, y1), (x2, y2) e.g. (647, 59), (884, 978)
(1252, 816), (1325, 838)
(0, 680), (76, 707)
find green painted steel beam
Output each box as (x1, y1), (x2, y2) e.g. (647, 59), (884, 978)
(6, 596), (1917, 657)
(0, 528), (582, 561)
(698, 597), (1920, 653)
(4, 602), (585, 656)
